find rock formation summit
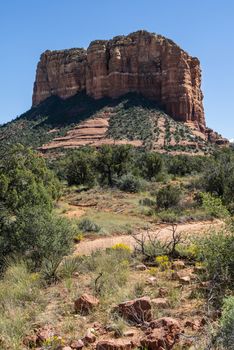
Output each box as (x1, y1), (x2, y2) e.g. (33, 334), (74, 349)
(32, 30), (205, 131)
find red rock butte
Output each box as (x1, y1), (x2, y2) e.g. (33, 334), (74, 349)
(32, 30), (206, 131)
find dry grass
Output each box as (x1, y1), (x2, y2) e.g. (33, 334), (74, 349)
(79, 210), (148, 235)
(0, 262), (45, 350)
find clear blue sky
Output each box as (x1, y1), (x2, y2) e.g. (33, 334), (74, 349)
(0, 0), (233, 138)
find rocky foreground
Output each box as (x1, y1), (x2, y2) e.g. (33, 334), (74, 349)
(23, 262), (209, 350)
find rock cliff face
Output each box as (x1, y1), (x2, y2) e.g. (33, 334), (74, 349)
(32, 30), (205, 130)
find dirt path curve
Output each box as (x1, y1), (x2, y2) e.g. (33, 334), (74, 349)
(75, 220), (223, 255)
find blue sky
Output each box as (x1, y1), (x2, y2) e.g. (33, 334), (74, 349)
(0, 0), (233, 138)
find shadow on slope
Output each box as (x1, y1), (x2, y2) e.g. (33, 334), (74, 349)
(0, 92), (164, 150)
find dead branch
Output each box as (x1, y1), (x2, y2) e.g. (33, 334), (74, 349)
(131, 224), (184, 260)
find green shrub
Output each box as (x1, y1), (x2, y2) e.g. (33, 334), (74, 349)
(0, 144), (60, 213)
(78, 218), (101, 233)
(0, 207), (76, 280)
(58, 255), (83, 279)
(96, 144), (133, 186)
(139, 152), (163, 180)
(219, 296), (234, 349)
(167, 155), (206, 176)
(139, 197), (155, 207)
(200, 192), (230, 218)
(116, 173), (145, 193)
(176, 242), (200, 261)
(202, 151), (234, 207)
(196, 230), (234, 304)
(156, 185), (182, 209)
(0, 145), (65, 273)
(66, 148), (96, 187)
(157, 210), (179, 223)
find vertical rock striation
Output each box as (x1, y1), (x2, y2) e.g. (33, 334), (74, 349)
(33, 48), (87, 104)
(32, 30), (205, 130)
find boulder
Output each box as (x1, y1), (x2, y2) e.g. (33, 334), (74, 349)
(23, 334), (38, 347)
(140, 328), (167, 350)
(82, 329), (96, 344)
(141, 317), (182, 350)
(172, 271), (191, 285)
(135, 264), (147, 271)
(74, 293), (99, 314)
(150, 317), (181, 331)
(171, 271), (181, 280)
(183, 317), (206, 331)
(96, 339), (133, 350)
(151, 298), (169, 309)
(37, 328), (54, 343)
(147, 277), (157, 285)
(172, 260), (185, 270)
(116, 297), (152, 324)
(23, 327), (57, 347)
(158, 288), (169, 297)
(70, 339), (84, 349)
(184, 319), (200, 331)
(123, 330), (137, 337)
(179, 276), (191, 285)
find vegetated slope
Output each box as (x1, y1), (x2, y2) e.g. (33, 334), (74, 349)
(0, 92), (107, 151)
(106, 97), (211, 153)
(0, 93), (215, 155)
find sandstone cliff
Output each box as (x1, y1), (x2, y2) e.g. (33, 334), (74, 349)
(32, 30), (205, 130)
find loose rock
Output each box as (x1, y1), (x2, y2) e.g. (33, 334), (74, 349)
(135, 264), (147, 271)
(116, 297), (152, 324)
(172, 260), (185, 270)
(96, 339), (134, 350)
(70, 339), (84, 349)
(179, 276), (191, 285)
(82, 329), (96, 344)
(146, 277), (157, 285)
(74, 293), (99, 314)
(151, 298), (169, 309)
(158, 287), (168, 297)
(141, 317), (182, 350)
